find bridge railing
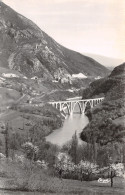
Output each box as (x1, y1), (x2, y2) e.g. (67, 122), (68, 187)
(49, 97), (104, 104)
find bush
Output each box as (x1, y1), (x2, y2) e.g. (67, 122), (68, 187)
(0, 159), (65, 192)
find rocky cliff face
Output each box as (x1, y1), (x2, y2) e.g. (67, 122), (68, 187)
(0, 2), (109, 80)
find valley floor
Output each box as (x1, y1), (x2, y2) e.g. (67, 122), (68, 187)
(0, 176), (125, 195)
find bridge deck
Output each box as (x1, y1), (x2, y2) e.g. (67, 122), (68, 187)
(49, 97), (104, 104)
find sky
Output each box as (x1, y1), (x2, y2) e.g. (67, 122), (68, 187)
(3, 0), (125, 66)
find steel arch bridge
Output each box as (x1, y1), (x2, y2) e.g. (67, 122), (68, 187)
(49, 97), (104, 115)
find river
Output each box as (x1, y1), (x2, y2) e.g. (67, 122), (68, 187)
(46, 104), (89, 146)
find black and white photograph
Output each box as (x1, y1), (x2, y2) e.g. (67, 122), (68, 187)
(0, 0), (125, 194)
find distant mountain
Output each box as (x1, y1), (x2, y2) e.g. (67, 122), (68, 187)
(0, 2), (109, 79)
(82, 53), (124, 68)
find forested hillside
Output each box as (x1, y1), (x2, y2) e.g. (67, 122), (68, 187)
(81, 63), (125, 166)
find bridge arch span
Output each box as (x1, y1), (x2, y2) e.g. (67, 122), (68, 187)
(61, 102), (70, 115)
(72, 101), (82, 114)
(95, 99), (98, 105)
(57, 103), (61, 111)
(84, 100), (92, 109)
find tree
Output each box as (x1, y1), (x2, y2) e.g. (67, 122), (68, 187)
(0, 138), (3, 148)
(55, 152), (74, 179)
(37, 140), (59, 167)
(9, 132), (24, 159)
(77, 160), (99, 181)
(5, 123), (9, 158)
(109, 163), (124, 187)
(0, 123), (9, 158)
(69, 131), (78, 164)
(22, 142), (39, 160)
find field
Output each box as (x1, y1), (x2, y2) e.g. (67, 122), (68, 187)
(0, 176), (125, 195)
(113, 116), (125, 126)
(0, 87), (21, 107)
(0, 159), (125, 195)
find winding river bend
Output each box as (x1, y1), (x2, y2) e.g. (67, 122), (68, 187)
(46, 104), (89, 146)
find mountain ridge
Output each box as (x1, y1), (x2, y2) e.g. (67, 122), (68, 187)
(0, 1), (109, 79)
(82, 53), (124, 67)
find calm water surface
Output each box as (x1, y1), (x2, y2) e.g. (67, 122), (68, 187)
(46, 111), (89, 146)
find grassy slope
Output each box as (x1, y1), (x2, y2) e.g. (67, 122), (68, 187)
(113, 116), (125, 126)
(0, 178), (124, 195)
(0, 104), (63, 155)
(0, 87), (21, 106)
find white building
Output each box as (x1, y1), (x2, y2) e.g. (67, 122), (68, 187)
(2, 73), (19, 78)
(72, 73), (87, 79)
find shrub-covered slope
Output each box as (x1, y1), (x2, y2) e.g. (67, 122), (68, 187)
(81, 63), (125, 147)
(82, 63), (125, 100)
